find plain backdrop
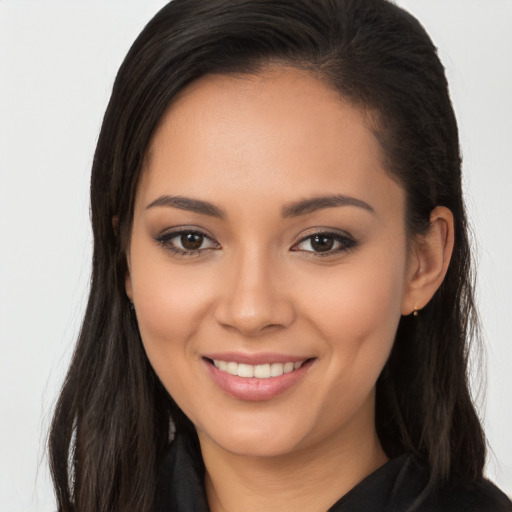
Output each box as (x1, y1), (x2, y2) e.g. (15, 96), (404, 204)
(0, 1), (511, 510)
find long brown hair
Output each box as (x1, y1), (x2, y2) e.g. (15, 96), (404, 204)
(49, 1), (484, 510)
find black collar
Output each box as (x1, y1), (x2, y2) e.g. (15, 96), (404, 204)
(153, 434), (512, 512)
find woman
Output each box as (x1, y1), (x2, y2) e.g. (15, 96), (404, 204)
(48, 1), (512, 511)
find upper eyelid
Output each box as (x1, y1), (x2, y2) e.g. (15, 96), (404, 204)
(293, 227), (354, 243)
(156, 226), (218, 241)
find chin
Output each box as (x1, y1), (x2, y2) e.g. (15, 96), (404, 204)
(197, 419), (310, 459)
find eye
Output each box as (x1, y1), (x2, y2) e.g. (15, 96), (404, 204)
(156, 229), (220, 255)
(291, 231), (356, 255)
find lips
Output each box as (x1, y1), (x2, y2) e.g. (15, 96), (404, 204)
(202, 354), (315, 401)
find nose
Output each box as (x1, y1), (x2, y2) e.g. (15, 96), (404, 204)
(214, 246), (295, 336)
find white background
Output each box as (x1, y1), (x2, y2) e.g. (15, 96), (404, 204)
(0, 1), (510, 510)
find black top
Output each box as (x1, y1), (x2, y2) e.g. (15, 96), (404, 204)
(154, 435), (512, 511)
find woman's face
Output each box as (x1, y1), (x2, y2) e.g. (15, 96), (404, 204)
(126, 68), (415, 457)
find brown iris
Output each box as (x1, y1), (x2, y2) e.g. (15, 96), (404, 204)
(311, 234), (334, 252)
(181, 232), (204, 250)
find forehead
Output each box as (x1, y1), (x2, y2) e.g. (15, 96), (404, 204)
(137, 67), (402, 217)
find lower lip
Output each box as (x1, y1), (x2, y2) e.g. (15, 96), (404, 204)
(203, 359), (314, 401)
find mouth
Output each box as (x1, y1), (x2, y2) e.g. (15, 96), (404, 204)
(204, 358), (308, 378)
(202, 355), (316, 400)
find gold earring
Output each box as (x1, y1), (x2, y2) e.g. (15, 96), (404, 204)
(413, 308), (419, 317)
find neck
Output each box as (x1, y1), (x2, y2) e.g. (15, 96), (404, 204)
(199, 406), (387, 512)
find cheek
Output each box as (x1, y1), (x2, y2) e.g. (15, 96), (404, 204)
(128, 244), (216, 360)
(304, 257), (406, 427)
(129, 259), (216, 419)
(304, 252), (407, 366)
(135, 279), (205, 345)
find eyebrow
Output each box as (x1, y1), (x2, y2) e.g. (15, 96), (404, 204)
(145, 195), (225, 218)
(282, 194), (374, 217)
(145, 193), (374, 218)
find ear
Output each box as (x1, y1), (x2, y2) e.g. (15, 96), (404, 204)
(401, 206), (455, 315)
(113, 215), (134, 301)
(125, 252), (134, 301)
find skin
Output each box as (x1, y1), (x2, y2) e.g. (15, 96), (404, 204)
(125, 67), (454, 512)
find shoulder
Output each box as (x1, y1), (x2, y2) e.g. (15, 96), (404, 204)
(418, 478), (512, 512)
(330, 454), (510, 512)
(387, 456), (511, 512)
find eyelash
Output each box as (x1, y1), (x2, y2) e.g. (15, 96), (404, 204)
(155, 229), (357, 257)
(155, 229), (220, 256)
(291, 231), (357, 257)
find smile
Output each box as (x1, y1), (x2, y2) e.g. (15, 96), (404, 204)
(212, 359), (305, 378)
(203, 356), (315, 401)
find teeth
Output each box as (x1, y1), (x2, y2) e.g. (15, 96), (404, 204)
(212, 359), (305, 378)
(237, 363), (254, 378)
(254, 364), (271, 378)
(270, 363), (284, 377)
(227, 361), (238, 376)
(284, 362), (294, 373)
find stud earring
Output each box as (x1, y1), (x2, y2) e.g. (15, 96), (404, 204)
(413, 308), (419, 317)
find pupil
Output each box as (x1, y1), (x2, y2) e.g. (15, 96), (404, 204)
(311, 234), (334, 252)
(181, 233), (203, 250)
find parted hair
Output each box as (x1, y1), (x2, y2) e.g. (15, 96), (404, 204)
(49, 1), (485, 510)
